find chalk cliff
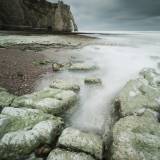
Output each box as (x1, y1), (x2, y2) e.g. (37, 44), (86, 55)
(0, 0), (78, 32)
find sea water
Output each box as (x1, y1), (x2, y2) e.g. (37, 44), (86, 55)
(35, 31), (160, 134)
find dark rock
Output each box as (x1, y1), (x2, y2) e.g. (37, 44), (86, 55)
(35, 145), (52, 157)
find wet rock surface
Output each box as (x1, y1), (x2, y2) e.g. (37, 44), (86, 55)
(112, 110), (160, 160)
(110, 69), (160, 160)
(0, 80), (104, 160)
(0, 87), (16, 109)
(50, 80), (80, 92)
(1, 65), (160, 160)
(115, 68), (160, 117)
(47, 149), (95, 160)
(0, 107), (64, 160)
(84, 77), (102, 85)
(12, 88), (77, 115)
(58, 127), (103, 159)
(68, 63), (97, 71)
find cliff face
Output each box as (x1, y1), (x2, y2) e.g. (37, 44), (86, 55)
(0, 0), (78, 32)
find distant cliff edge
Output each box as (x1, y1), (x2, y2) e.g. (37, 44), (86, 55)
(0, 0), (78, 32)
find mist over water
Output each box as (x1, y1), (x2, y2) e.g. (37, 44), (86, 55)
(35, 32), (160, 134)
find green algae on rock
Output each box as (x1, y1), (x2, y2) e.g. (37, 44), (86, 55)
(12, 88), (77, 115)
(111, 110), (160, 160)
(0, 87), (16, 109)
(58, 127), (103, 159)
(0, 120), (63, 159)
(0, 107), (64, 160)
(84, 77), (102, 85)
(50, 80), (80, 92)
(68, 63), (97, 71)
(47, 149), (95, 160)
(111, 68), (160, 160)
(1, 107), (58, 134)
(115, 68), (160, 117)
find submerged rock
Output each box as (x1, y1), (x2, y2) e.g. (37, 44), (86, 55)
(0, 107), (64, 160)
(84, 77), (102, 85)
(12, 88), (77, 115)
(50, 80), (80, 92)
(68, 63), (97, 71)
(58, 127), (103, 159)
(47, 149), (95, 160)
(0, 87), (16, 109)
(52, 63), (64, 71)
(111, 110), (160, 160)
(115, 68), (160, 117)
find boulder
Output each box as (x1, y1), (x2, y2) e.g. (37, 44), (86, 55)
(111, 68), (160, 160)
(47, 149), (95, 160)
(111, 110), (160, 160)
(68, 63), (97, 71)
(52, 63), (64, 71)
(0, 120), (63, 159)
(0, 107), (64, 160)
(0, 87), (16, 109)
(0, 107), (56, 136)
(84, 77), (102, 85)
(115, 68), (160, 117)
(12, 88), (77, 115)
(139, 68), (160, 87)
(58, 127), (103, 159)
(50, 80), (80, 92)
(0, 107), (55, 139)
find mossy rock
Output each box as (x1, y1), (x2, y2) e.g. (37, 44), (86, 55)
(111, 110), (160, 160)
(50, 80), (80, 92)
(84, 77), (102, 85)
(0, 88), (16, 109)
(115, 69), (160, 117)
(68, 63), (97, 71)
(0, 107), (64, 160)
(12, 88), (77, 115)
(58, 127), (103, 159)
(47, 149), (95, 160)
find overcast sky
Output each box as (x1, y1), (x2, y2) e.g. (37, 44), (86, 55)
(49, 0), (160, 31)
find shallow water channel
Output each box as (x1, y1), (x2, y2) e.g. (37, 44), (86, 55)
(35, 31), (160, 135)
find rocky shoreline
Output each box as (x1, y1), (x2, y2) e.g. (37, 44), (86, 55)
(0, 68), (160, 160)
(0, 32), (96, 95)
(109, 68), (160, 160)
(0, 32), (160, 160)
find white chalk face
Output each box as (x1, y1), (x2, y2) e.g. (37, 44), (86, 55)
(35, 31), (160, 134)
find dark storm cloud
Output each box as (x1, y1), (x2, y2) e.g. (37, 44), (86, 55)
(119, 0), (160, 17)
(49, 0), (160, 30)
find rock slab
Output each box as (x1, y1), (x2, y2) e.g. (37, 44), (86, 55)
(0, 107), (64, 160)
(58, 127), (103, 159)
(47, 149), (95, 160)
(111, 68), (160, 160)
(12, 88), (77, 115)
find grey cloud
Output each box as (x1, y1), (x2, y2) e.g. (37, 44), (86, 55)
(49, 0), (160, 30)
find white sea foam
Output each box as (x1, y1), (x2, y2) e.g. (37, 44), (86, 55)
(35, 32), (160, 134)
